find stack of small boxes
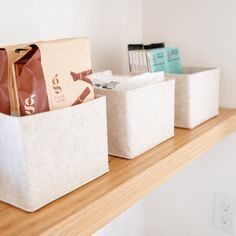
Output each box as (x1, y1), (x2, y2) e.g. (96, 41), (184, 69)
(128, 43), (182, 74)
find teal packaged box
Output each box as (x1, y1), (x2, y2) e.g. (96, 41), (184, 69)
(165, 48), (182, 74)
(147, 48), (165, 72)
(147, 48), (182, 74)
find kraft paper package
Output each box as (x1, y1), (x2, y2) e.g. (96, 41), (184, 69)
(0, 49), (10, 114)
(0, 38), (94, 116)
(12, 38), (94, 116)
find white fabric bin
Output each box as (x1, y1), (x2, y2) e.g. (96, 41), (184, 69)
(0, 96), (109, 212)
(95, 80), (175, 159)
(166, 67), (220, 129)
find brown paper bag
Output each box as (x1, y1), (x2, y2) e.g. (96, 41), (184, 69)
(0, 49), (10, 114)
(0, 44), (27, 116)
(13, 38), (94, 116)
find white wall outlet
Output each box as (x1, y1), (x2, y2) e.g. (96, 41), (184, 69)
(214, 192), (236, 234)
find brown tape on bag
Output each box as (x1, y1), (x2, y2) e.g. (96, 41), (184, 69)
(14, 45), (50, 116)
(0, 49), (10, 115)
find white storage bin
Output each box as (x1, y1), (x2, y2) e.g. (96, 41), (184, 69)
(95, 80), (175, 159)
(0, 96), (109, 212)
(166, 67), (220, 129)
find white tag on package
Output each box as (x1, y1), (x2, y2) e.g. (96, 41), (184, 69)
(90, 70), (165, 91)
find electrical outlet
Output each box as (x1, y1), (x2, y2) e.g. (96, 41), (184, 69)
(214, 192), (236, 234)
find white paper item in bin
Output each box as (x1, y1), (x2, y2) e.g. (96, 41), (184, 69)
(91, 70), (165, 90)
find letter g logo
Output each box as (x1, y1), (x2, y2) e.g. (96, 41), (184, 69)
(52, 74), (62, 95)
(24, 95), (36, 115)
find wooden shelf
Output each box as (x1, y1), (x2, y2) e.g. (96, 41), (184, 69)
(1, 108), (236, 236)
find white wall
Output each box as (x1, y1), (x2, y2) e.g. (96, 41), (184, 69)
(95, 199), (148, 236)
(143, 0), (236, 108)
(95, 133), (236, 236)
(146, 131), (236, 236)
(0, 0), (143, 74)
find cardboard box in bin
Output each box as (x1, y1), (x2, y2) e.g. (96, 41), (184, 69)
(95, 79), (175, 159)
(0, 96), (109, 212)
(166, 67), (220, 129)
